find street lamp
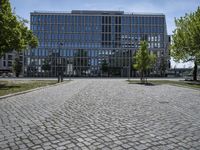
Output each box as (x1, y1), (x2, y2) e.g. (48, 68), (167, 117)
(128, 49), (131, 81)
(57, 42), (63, 83)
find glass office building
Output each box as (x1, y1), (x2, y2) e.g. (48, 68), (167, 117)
(25, 10), (170, 77)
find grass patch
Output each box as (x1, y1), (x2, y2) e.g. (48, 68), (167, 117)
(0, 80), (58, 96)
(128, 80), (200, 89)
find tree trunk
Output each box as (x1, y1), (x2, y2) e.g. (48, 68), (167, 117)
(16, 73), (19, 77)
(140, 71), (144, 82)
(193, 60), (197, 81)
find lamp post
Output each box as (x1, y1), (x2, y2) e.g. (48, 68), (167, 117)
(128, 50), (131, 81)
(57, 42), (63, 83)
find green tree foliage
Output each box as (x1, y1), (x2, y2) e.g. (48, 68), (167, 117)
(101, 59), (108, 73)
(12, 57), (22, 77)
(41, 60), (51, 71)
(159, 56), (167, 77)
(0, 0), (38, 57)
(171, 7), (200, 80)
(133, 41), (156, 82)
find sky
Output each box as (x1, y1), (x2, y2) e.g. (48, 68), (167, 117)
(10, 0), (200, 68)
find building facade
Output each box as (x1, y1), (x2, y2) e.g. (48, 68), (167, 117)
(25, 10), (170, 77)
(0, 51), (23, 77)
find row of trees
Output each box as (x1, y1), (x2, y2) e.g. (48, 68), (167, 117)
(0, 0), (38, 76)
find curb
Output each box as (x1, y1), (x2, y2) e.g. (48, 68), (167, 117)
(0, 81), (71, 100)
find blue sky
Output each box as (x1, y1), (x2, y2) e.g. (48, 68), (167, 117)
(10, 0), (200, 68)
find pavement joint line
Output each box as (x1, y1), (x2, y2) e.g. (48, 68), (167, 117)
(0, 80), (72, 100)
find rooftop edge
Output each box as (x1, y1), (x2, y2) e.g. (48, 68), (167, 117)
(31, 10), (165, 16)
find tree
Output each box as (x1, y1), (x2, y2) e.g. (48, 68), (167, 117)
(101, 59), (108, 73)
(101, 59), (109, 77)
(133, 41), (156, 82)
(171, 7), (200, 81)
(41, 59), (51, 76)
(0, 0), (38, 57)
(41, 60), (51, 72)
(159, 56), (167, 77)
(12, 57), (22, 77)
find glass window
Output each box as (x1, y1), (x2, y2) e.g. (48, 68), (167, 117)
(146, 17), (149, 24)
(77, 16), (80, 24)
(71, 16), (74, 23)
(31, 16), (34, 22)
(66, 16), (70, 23)
(71, 50), (74, 56)
(135, 17), (138, 24)
(153, 17), (156, 25)
(74, 16), (77, 24)
(151, 35), (154, 41)
(81, 16), (85, 24)
(34, 49), (38, 56)
(128, 17), (131, 24)
(148, 43), (150, 48)
(98, 16), (101, 24)
(155, 35), (158, 41)
(86, 16), (89, 24)
(160, 17), (164, 25)
(62, 15), (65, 23)
(42, 50), (45, 56)
(141, 17), (144, 24)
(149, 17), (152, 24)
(44, 15), (48, 23)
(131, 16), (134, 24)
(157, 51), (160, 56)
(51, 15), (54, 23)
(160, 27), (163, 33)
(158, 43), (160, 48)
(150, 43), (153, 48)
(40, 15), (43, 22)
(158, 35), (161, 41)
(58, 16), (61, 23)
(37, 15), (40, 22)
(31, 15), (34, 22)
(55, 15), (58, 23)
(138, 17), (141, 24)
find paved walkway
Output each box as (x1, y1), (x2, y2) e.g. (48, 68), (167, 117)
(0, 79), (200, 150)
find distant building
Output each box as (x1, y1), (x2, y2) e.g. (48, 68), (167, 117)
(167, 67), (200, 78)
(167, 68), (193, 77)
(0, 51), (23, 77)
(25, 10), (170, 77)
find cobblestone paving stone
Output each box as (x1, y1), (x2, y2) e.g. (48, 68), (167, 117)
(0, 79), (200, 150)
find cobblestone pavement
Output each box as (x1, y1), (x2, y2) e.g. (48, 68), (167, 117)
(0, 79), (200, 150)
